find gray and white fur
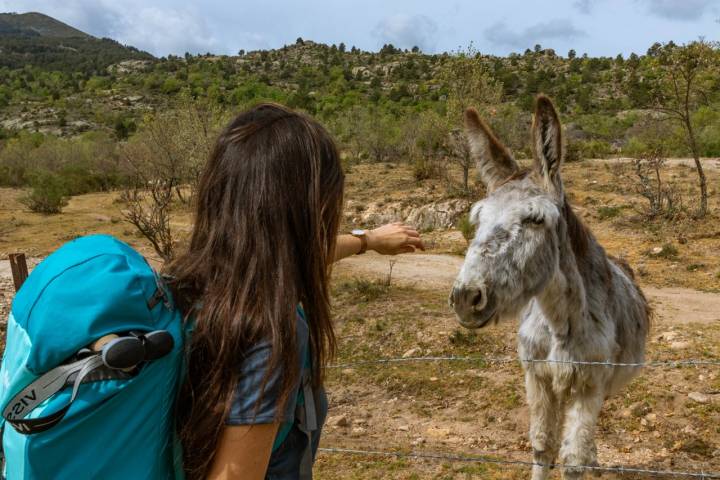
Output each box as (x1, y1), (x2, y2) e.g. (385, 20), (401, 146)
(449, 95), (650, 480)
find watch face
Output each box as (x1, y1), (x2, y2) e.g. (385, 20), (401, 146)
(351, 229), (366, 236)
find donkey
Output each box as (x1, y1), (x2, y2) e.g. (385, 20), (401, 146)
(449, 95), (650, 480)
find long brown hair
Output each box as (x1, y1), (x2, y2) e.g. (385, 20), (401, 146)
(166, 103), (344, 479)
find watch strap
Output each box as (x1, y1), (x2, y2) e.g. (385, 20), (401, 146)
(352, 232), (368, 255)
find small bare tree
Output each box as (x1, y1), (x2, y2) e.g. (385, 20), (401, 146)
(631, 151), (683, 219)
(447, 128), (473, 194)
(120, 139), (177, 261)
(438, 44), (503, 193)
(647, 40), (718, 217)
(121, 180), (175, 261)
(409, 110), (450, 181)
(119, 100), (226, 260)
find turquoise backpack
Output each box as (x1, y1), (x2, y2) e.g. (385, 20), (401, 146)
(0, 235), (186, 479)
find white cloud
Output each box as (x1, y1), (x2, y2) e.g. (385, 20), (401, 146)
(485, 19), (586, 49)
(372, 13), (438, 51)
(642, 0), (718, 21)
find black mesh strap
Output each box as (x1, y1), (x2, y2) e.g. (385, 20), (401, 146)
(3, 355), (105, 435)
(296, 371), (318, 480)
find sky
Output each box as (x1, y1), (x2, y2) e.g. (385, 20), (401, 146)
(1, 0), (718, 58)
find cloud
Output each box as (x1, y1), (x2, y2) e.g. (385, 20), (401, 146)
(484, 19), (586, 49)
(372, 14), (438, 51)
(573, 0), (595, 14)
(103, 5), (221, 55)
(641, 0), (718, 21)
(0, 0), (264, 56)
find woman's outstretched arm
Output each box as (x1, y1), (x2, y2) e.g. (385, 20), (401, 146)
(334, 222), (425, 262)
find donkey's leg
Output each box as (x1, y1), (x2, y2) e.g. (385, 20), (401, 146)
(526, 371), (562, 480)
(560, 387), (604, 480)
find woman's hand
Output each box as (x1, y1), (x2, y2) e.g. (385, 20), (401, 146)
(367, 222), (425, 255)
(333, 222), (426, 262)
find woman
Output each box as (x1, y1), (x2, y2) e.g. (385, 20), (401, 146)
(166, 103), (423, 480)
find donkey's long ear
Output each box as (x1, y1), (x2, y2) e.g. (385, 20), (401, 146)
(464, 107), (519, 192)
(532, 95), (564, 195)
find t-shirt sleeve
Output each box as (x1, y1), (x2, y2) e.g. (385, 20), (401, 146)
(226, 315), (309, 425)
(226, 341), (297, 424)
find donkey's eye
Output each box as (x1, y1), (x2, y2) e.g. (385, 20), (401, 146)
(523, 215), (545, 226)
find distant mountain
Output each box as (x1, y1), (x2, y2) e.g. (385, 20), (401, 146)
(0, 12), (89, 38)
(0, 12), (154, 74)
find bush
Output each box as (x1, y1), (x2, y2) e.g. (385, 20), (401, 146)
(579, 139), (612, 159)
(456, 212), (475, 243)
(21, 171), (69, 214)
(565, 141), (583, 162)
(412, 157), (443, 181)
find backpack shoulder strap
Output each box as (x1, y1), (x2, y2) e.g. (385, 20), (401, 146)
(295, 369), (318, 480)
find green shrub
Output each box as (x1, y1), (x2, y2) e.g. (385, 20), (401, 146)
(412, 157), (442, 181)
(21, 171), (69, 214)
(565, 141), (583, 162)
(579, 139), (612, 159)
(456, 213), (475, 243)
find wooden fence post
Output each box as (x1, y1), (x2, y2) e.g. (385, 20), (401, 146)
(9, 253), (29, 293)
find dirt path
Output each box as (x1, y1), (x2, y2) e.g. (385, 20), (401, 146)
(586, 157), (720, 171)
(336, 252), (720, 325)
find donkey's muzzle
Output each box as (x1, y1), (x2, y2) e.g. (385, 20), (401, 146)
(449, 284), (496, 329)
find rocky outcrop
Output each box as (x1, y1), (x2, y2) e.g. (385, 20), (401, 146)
(107, 60), (153, 75)
(346, 198), (471, 231)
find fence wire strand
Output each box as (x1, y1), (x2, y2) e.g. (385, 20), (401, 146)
(328, 355), (720, 369)
(318, 447), (720, 478)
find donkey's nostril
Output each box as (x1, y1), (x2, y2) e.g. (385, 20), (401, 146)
(471, 286), (488, 312)
(471, 291), (483, 307)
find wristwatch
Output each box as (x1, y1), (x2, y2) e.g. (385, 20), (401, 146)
(351, 229), (368, 255)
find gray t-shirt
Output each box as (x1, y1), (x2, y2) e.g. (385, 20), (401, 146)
(226, 312), (327, 479)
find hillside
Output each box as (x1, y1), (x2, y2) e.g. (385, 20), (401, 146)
(0, 14), (718, 162)
(0, 12), (89, 38)
(0, 12), (153, 74)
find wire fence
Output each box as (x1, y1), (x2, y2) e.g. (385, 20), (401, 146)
(318, 447), (720, 479)
(328, 355), (720, 369)
(324, 353), (720, 478)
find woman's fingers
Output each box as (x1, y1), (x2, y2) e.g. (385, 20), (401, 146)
(405, 236), (425, 251)
(368, 223), (426, 254)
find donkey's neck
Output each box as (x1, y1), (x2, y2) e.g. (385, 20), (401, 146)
(535, 201), (610, 340)
(535, 245), (588, 339)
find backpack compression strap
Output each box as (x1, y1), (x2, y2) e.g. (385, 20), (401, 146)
(296, 371), (318, 480)
(2, 328), (175, 435)
(3, 355), (107, 434)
